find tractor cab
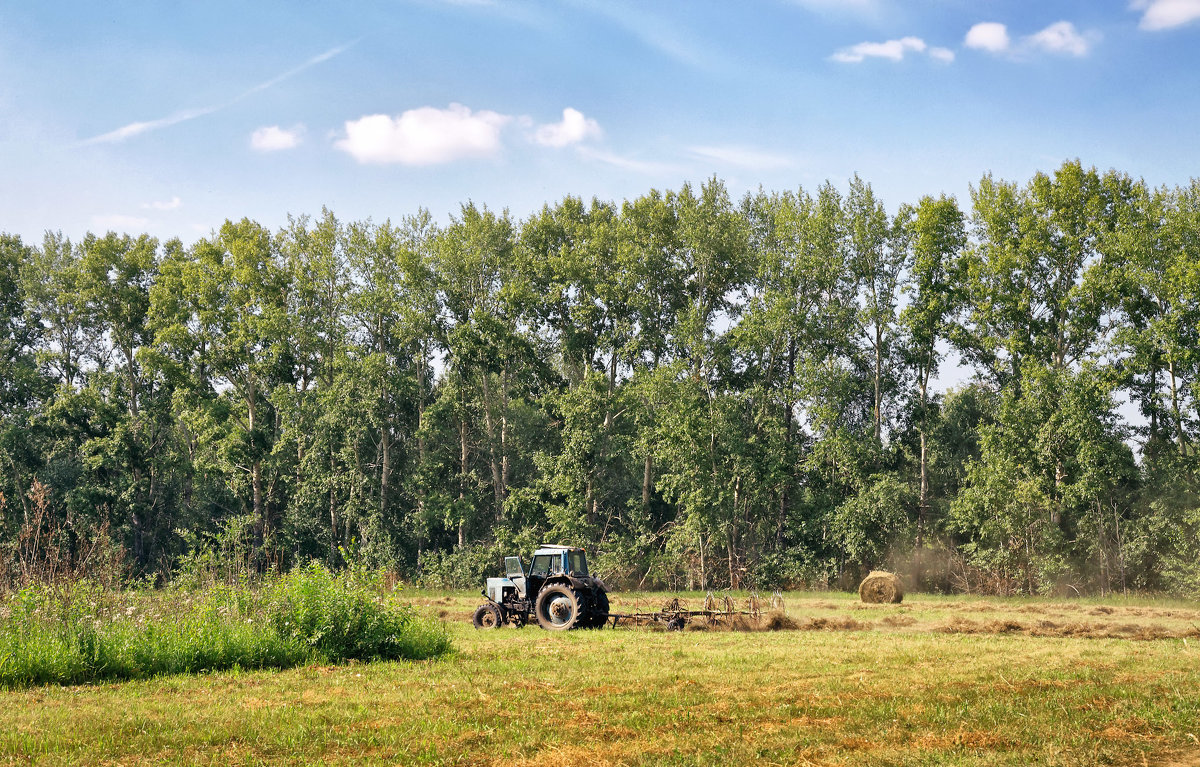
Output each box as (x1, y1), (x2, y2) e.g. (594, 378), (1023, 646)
(529, 545), (589, 578)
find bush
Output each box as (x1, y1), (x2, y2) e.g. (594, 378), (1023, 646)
(266, 563), (449, 661)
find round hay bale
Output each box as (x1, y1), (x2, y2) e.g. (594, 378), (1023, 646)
(858, 571), (904, 604)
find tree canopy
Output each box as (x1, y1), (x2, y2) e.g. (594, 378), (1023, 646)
(3, 163), (1199, 596)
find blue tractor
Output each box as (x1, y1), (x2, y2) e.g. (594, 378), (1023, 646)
(473, 545), (610, 630)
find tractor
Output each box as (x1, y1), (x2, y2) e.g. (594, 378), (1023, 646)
(473, 545), (609, 630)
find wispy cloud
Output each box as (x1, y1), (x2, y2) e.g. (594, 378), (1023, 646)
(787, 0), (881, 18)
(965, 20), (1099, 58)
(251, 125), (305, 152)
(688, 145), (795, 170)
(831, 36), (953, 63)
(571, 1), (730, 72)
(84, 107), (221, 145)
(1132, 0), (1200, 30)
(79, 41), (358, 146)
(240, 42), (355, 99)
(532, 108), (602, 148)
(1026, 22), (1098, 57)
(141, 196), (182, 211)
(576, 146), (682, 175)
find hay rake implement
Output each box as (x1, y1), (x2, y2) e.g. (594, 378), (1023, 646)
(472, 546), (788, 631)
(604, 591), (784, 630)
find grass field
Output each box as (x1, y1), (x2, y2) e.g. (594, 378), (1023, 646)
(2, 589), (1199, 766)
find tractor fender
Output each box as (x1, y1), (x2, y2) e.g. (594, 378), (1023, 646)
(565, 575), (606, 593)
(565, 575), (589, 591)
(543, 575), (588, 592)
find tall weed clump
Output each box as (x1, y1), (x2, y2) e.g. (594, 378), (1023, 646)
(0, 564), (449, 690)
(266, 563), (450, 661)
(0, 580), (307, 687)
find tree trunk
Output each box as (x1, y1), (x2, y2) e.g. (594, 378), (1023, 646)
(1169, 357), (1187, 455)
(918, 370), (930, 549)
(458, 391), (470, 545)
(501, 366), (510, 500)
(248, 379), (266, 547)
(329, 449), (338, 563)
(873, 324), (883, 446)
(481, 373), (504, 517)
(416, 344), (427, 526)
(379, 418), (391, 521)
(728, 475), (740, 589)
(777, 339), (796, 549)
(642, 454), (653, 509)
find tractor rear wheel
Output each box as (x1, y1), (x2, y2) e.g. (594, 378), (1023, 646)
(585, 590), (610, 629)
(472, 603), (503, 629)
(535, 584), (580, 630)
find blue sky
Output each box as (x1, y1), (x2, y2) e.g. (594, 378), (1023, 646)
(2, 0), (1199, 244)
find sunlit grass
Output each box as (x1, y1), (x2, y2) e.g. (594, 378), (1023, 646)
(1, 589), (1198, 765)
(0, 567), (450, 689)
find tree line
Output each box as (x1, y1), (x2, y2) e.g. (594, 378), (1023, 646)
(2, 160), (1199, 595)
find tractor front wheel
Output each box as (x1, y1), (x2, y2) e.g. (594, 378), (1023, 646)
(535, 584), (580, 630)
(472, 603), (503, 629)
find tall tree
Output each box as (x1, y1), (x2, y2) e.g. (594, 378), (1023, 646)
(846, 176), (903, 448)
(898, 195), (966, 545)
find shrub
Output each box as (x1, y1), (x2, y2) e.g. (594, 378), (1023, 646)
(266, 563), (449, 661)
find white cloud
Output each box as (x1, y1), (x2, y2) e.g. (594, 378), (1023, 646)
(91, 214), (150, 231)
(965, 20), (1099, 58)
(831, 36), (953, 64)
(965, 22), (1010, 53)
(251, 125), (304, 151)
(334, 104), (511, 165)
(688, 145), (795, 170)
(1133, 0), (1200, 30)
(838, 36), (925, 62)
(533, 108), (602, 148)
(142, 196), (182, 211)
(1026, 21), (1098, 56)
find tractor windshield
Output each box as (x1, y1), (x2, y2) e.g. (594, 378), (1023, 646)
(568, 550), (587, 575)
(530, 555), (553, 577)
(504, 557), (524, 578)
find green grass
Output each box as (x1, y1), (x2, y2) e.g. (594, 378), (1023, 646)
(1, 590), (1199, 765)
(0, 567), (451, 688)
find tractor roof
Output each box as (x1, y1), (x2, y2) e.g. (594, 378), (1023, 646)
(534, 544), (583, 552)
